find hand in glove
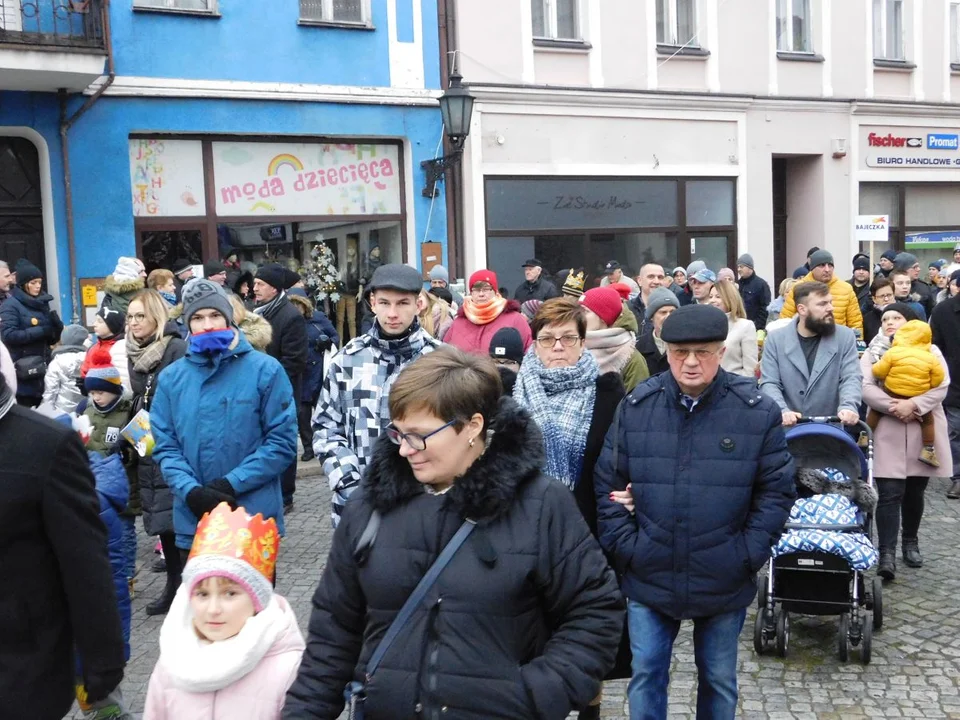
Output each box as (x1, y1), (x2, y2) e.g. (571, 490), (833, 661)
(83, 667), (124, 704)
(186, 487), (236, 518)
(109, 437), (134, 465)
(207, 478), (236, 497)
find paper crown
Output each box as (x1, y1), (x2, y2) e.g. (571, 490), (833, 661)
(188, 502), (279, 585)
(562, 270), (586, 296)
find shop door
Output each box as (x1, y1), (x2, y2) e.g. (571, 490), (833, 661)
(0, 137), (45, 275)
(138, 227), (204, 273)
(689, 234), (735, 273)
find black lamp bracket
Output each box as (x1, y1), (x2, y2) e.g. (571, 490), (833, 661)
(420, 149), (463, 198)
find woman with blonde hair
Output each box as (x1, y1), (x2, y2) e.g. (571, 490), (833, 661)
(767, 277), (798, 325)
(707, 279), (759, 378)
(417, 288), (453, 340)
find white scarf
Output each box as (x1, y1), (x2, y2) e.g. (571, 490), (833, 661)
(157, 586), (288, 693)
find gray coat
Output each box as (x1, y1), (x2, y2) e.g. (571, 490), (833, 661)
(759, 318), (862, 417)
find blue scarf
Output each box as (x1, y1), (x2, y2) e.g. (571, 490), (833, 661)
(512, 349), (599, 489)
(160, 290), (177, 307)
(189, 328), (235, 356)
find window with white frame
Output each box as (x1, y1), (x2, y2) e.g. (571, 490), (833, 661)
(776, 0), (812, 53)
(134, 0), (216, 11)
(300, 0), (369, 24)
(531, 0), (580, 41)
(951, 2), (960, 64)
(872, 0), (904, 61)
(656, 0), (698, 48)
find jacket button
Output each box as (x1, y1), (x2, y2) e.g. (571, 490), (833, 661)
(415, 702), (423, 713)
(442, 708), (449, 713)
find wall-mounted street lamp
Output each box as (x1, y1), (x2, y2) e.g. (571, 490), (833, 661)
(421, 71), (475, 198)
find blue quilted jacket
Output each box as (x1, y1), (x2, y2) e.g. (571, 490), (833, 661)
(594, 369), (796, 620)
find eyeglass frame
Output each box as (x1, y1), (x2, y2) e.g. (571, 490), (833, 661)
(666, 345), (724, 362)
(535, 334), (582, 349)
(386, 418), (457, 451)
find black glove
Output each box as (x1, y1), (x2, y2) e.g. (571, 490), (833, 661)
(186, 487), (236, 518)
(83, 668), (124, 704)
(109, 437), (134, 465)
(207, 478), (236, 497)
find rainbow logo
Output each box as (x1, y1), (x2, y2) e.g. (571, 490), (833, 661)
(267, 154), (304, 175)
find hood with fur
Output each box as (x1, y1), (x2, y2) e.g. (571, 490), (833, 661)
(287, 293), (314, 319)
(362, 396), (545, 524)
(239, 311), (274, 352)
(796, 467), (878, 513)
(104, 274), (145, 297)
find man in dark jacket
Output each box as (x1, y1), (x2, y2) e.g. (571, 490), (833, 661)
(636, 287), (679, 374)
(514, 258), (560, 303)
(736, 253), (771, 330)
(876, 249), (897, 278)
(932, 269), (960, 499)
(0, 373), (126, 717)
(848, 254), (873, 315)
(254, 263), (308, 508)
(595, 304), (795, 719)
(894, 252), (936, 318)
(171, 258), (195, 303)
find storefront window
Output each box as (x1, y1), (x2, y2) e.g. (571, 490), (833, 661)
(858, 183), (899, 259)
(686, 181), (735, 226)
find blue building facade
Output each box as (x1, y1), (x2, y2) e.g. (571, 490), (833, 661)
(0, 0), (446, 327)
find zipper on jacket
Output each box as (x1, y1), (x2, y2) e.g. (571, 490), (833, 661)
(415, 594), (443, 716)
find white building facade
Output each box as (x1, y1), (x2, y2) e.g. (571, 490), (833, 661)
(453, 0), (960, 293)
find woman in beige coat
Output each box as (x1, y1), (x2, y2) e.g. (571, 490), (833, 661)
(708, 279), (759, 378)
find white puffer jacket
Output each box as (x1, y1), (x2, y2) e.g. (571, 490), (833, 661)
(42, 347), (86, 415)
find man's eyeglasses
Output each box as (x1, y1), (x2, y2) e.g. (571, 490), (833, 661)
(668, 347), (721, 361)
(386, 419), (456, 451)
(491, 358), (519, 367)
(536, 334), (581, 349)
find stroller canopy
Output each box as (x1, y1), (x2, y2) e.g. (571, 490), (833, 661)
(785, 424), (868, 483)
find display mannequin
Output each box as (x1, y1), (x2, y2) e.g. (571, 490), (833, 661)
(336, 238), (361, 342)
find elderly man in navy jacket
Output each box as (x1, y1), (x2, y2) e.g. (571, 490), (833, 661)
(595, 304), (795, 720)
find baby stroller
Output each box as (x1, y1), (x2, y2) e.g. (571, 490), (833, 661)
(754, 417), (883, 664)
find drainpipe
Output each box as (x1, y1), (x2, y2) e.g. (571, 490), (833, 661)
(59, 0), (115, 322)
(437, 0), (464, 280)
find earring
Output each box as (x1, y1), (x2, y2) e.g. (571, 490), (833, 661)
(469, 437), (476, 447)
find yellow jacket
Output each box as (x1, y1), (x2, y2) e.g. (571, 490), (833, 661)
(872, 320), (945, 397)
(780, 273), (864, 336)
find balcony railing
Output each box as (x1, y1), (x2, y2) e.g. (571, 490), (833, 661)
(0, 0), (105, 50)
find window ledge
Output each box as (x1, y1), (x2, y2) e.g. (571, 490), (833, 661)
(777, 51), (824, 63)
(950, 62), (960, 73)
(873, 58), (916, 71)
(532, 38), (591, 51)
(656, 44), (710, 58)
(132, 5), (220, 17)
(298, 19), (375, 30)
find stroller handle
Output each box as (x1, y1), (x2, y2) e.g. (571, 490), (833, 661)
(795, 416), (873, 441)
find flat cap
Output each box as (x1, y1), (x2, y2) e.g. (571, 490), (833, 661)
(367, 263), (423, 294)
(660, 304), (728, 344)
(522, 258), (543, 268)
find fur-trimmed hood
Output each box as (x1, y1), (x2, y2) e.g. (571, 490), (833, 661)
(104, 274), (145, 297)
(287, 293), (314, 319)
(796, 467), (878, 513)
(239, 312), (273, 352)
(362, 396), (546, 524)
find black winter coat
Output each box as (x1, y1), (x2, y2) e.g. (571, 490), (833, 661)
(847, 278), (873, 316)
(260, 294), (308, 394)
(738, 272), (771, 330)
(0, 384), (125, 717)
(594, 370), (796, 620)
(911, 279), (936, 318)
(284, 399), (624, 720)
(128, 324), (187, 536)
(636, 329), (670, 376)
(862, 304), (884, 344)
(932, 294), (960, 408)
(0, 287), (63, 398)
(302, 312), (338, 403)
(514, 277), (561, 303)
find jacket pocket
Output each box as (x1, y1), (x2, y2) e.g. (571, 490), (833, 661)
(734, 533), (753, 578)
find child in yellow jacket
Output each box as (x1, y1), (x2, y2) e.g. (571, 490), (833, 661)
(869, 320), (945, 467)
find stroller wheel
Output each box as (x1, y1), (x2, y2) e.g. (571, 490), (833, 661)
(757, 581), (768, 610)
(753, 609), (767, 655)
(872, 577), (883, 630)
(837, 613), (850, 662)
(861, 616), (873, 664)
(775, 610), (790, 658)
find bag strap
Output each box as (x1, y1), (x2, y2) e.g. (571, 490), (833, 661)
(365, 518), (475, 679)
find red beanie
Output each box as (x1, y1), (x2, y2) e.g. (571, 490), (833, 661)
(609, 282), (633, 301)
(580, 286), (623, 327)
(468, 269), (498, 290)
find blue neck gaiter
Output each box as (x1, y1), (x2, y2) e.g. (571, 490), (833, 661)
(189, 328), (235, 355)
(160, 290), (178, 307)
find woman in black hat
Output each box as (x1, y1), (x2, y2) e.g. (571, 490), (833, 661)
(0, 259), (63, 406)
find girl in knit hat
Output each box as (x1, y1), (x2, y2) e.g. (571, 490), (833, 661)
(144, 503), (305, 719)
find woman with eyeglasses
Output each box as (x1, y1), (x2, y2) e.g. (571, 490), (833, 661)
(286, 345), (623, 719)
(443, 269), (533, 355)
(124, 289), (187, 616)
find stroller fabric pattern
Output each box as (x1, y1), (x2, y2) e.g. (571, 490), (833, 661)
(774, 493), (878, 571)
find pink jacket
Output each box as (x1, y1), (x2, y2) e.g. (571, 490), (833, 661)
(443, 300), (533, 355)
(861, 348), (951, 479)
(144, 593), (305, 720)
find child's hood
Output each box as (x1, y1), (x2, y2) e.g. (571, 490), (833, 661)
(88, 451), (130, 514)
(893, 319), (932, 349)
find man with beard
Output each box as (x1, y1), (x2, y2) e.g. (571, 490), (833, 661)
(780, 249), (863, 337)
(759, 281), (862, 427)
(0, 259), (13, 306)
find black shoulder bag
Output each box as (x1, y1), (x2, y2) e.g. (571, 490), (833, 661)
(344, 512), (475, 720)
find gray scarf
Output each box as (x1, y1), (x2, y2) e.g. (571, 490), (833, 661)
(254, 291), (286, 320)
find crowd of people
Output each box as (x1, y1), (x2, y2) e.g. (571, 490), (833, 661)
(0, 242), (958, 720)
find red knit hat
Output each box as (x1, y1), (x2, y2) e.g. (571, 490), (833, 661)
(580, 286), (623, 327)
(468, 269), (498, 290)
(609, 282), (633, 301)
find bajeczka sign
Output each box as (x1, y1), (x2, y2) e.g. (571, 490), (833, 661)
(855, 215), (889, 243)
(862, 126), (960, 169)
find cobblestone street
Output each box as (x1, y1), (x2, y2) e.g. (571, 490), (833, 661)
(74, 468), (960, 719)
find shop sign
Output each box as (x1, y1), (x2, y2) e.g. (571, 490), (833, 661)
(855, 215), (889, 243)
(128, 139), (206, 217)
(862, 126), (960, 169)
(212, 142), (401, 217)
(905, 230), (960, 248)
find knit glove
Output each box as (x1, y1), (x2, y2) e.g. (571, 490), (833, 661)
(83, 668), (124, 704)
(109, 437), (134, 466)
(207, 478), (236, 497)
(186, 487), (236, 518)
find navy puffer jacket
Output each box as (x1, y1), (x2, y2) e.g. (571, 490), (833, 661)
(594, 369), (795, 620)
(0, 287), (63, 398)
